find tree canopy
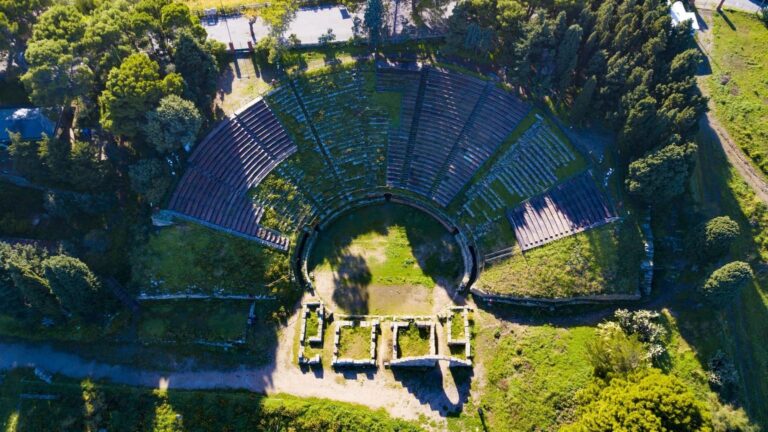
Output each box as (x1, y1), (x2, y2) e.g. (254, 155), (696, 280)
(702, 261), (753, 305)
(690, 216), (741, 261)
(563, 370), (711, 431)
(99, 53), (181, 138)
(128, 158), (172, 206)
(363, 0), (385, 48)
(626, 143), (697, 204)
(42, 255), (106, 321)
(145, 95), (202, 154)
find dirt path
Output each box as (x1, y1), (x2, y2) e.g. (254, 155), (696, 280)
(695, 7), (768, 205)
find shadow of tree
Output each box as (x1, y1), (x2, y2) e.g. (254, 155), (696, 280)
(331, 254), (372, 315)
(391, 366), (473, 417)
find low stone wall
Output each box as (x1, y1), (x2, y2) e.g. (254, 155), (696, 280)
(298, 301), (325, 366)
(389, 320), (439, 368)
(444, 307), (472, 366)
(332, 319), (379, 368)
(445, 306), (473, 367)
(470, 287), (642, 307)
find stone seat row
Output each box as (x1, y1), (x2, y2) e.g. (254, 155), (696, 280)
(509, 172), (617, 251)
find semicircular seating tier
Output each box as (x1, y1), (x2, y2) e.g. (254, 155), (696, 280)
(166, 62), (615, 254)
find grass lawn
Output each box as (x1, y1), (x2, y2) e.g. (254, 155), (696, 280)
(397, 323), (431, 358)
(476, 219), (643, 298)
(130, 223), (290, 295)
(214, 55), (272, 117)
(450, 311), (465, 340)
(305, 309), (320, 339)
(310, 203), (461, 314)
(0, 370), (421, 431)
(137, 300), (251, 343)
(479, 324), (596, 431)
(338, 325), (371, 359)
(708, 10), (768, 177)
(685, 124), (768, 427)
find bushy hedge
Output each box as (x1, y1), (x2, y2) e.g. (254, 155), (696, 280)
(3, 370), (422, 432)
(701, 261), (754, 304)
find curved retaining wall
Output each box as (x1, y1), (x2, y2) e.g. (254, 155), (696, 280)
(293, 192), (477, 293)
(470, 287), (642, 306)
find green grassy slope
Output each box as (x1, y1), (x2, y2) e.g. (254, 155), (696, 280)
(709, 10), (768, 177)
(477, 219), (643, 298)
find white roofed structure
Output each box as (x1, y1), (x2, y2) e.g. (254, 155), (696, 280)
(670, 1), (701, 31)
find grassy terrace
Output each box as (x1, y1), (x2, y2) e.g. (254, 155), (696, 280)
(0, 370), (421, 431)
(476, 219), (643, 298)
(338, 325), (372, 359)
(708, 10), (768, 177)
(130, 223), (290, 295)
(137, 300), (251, 343)
(397, 323), (431, 358)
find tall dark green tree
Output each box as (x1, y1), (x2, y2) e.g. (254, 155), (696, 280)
(570, 75), (596, 124)
(555, 24), (582, 92)
(364, 0), (384, 49)
(43, 255), (106, 321)
(625, 143), (697, 204)
(99, 53), (181, 139)
(173, 32), (219, 112)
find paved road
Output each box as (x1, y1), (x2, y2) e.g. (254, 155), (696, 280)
(204, 6), (361, 50)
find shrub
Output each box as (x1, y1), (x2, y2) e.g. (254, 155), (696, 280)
(614, 309), (667, 360)
(689, 216), (741, 262)
(586, 323), (649, 378)
(707, 350), (738, 390)
(711, 403), (759, 432)
(563, 370), (711, 431)
(701, 261), (753, 304)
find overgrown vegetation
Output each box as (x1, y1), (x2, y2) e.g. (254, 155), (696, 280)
(339, 324), (371, 359)
(0, 369), (422, 431)
(477, 220), (643, 298)
(130, 223), (293, 297)
(396, 323), (430, 358)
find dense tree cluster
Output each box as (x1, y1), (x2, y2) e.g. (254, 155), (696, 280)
(446, 0), (706, 202)
(0, 242), (113, 323)
(4, 0), (227, 278)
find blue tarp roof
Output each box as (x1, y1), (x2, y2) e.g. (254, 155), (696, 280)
(0, 108), (56, 143)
